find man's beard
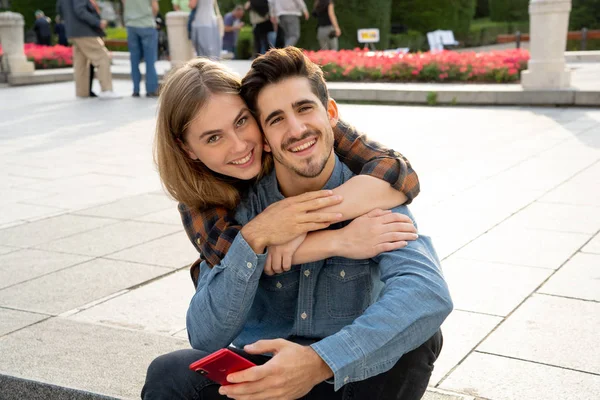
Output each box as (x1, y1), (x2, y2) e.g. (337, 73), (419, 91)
(272, 128), (334, 178)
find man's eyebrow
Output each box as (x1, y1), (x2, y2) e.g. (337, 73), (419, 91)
(199, 108), (247, 138)
(263, 100), (318, 125)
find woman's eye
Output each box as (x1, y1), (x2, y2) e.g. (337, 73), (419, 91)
(207, 135), (220, 144)
(236, 116), (248, 128)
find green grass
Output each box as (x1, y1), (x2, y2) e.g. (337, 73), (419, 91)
(105, 27), (128, 40)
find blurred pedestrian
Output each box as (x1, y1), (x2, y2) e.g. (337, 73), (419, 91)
(245, 0), (274, 57)
(56, 0), (121, 99)
(313, 0), (340, 50)
(123, 0), (160, 97)
(189, 0), (222, 59)
(54, 15), (69, 46)
(34, 10), (52, 46)
(272, 0), (309, 47)
(172, 0), (191, 12)
(222, 5), (245, 56)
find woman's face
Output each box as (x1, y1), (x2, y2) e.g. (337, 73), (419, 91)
(182, 93), (264, 180)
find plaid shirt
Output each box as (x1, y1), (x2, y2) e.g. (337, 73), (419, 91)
(180, 119), (420, 285)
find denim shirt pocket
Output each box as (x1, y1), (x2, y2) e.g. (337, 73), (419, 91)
(325, 258), (371, 319)
(259, 270), (300, 320)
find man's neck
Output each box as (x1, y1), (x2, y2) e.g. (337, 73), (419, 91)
(275, 151), (336, 197)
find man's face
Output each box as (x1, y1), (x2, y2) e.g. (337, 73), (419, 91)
(234, 9), (244, 19)
(256, 77), (337, 178)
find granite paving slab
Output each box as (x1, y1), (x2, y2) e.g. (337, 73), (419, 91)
(0, 249), (92, 290)
(0, 214), (119, 248)
(0, 375), (118, 400)
(502, 201), (600, 234)
(74, 193), (177, 220)
(440, 352), (600, 400)
(134, 207), (182, 226)
(0, 318), (189, 399)
(0, 308), (48, 337)
(538, 253), (600, 301)
(105, 230), (198, 269)
(35, 220), (181, 257)
(430, 310), (502, 386)
(478, 294), (600, 374)
(582, 233), (600, 254)
(0, 258), (170, 315)
(69, 270), (194, 336)
(0, 202), (66, 227)
(452, 225), (590, 270)
(442, 257), (553, 316)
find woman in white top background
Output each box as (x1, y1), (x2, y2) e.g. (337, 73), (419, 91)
(189, 0), (223, 58)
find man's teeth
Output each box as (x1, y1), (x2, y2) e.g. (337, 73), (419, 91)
(291, 140), (316, 152)
(231, 152), (252, 165)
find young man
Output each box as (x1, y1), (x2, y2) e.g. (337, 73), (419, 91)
(142, 47), (452, 400)
(56, 0), (121, 99)
(269, 0), (309, 46)
(122, 0), (160, 97)
(33, 10), (52, 46)
(222, 5), (245, 56)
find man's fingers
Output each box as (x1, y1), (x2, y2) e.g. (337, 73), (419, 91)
(298, 195), (343, 212)
(374, 241), (408, 253)
(298, 211), (342, 224)
(264, 253), (274, 276)
(377, 212), (413, 224)
(244, 339), (285, 355)
(379, 232), (417, 243)
(366, 208), (390, 218)
(282, 253), (292, 272)
(226, 364), (271, 384)
(271, 253), (283, 274)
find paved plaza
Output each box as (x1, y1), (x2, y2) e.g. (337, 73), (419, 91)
(0, 77), (599, 399)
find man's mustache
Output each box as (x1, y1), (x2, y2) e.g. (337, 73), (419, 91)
(281, 129), (321, 150)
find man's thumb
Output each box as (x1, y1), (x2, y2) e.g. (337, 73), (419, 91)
(244, 339), (283, 355)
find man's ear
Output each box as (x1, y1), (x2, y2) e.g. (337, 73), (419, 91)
(326, 98), (339, 128)
(177, 138), (199, 160)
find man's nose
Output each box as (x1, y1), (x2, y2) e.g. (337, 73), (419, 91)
(286, 114), (306, 137)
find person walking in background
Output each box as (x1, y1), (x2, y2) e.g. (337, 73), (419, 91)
(222, 5), (244, 56)
(171, 0), (191, 12)
(245, 0), (274, 57)
(122, 0), (160, 98)
(313, 0), (340, 50)
(189, 0), (222, 59)
(56, 0), (121, 99)
(34, 10), (52, 45)
(54, 15), (69, 46)
(271, 0), (309, 47)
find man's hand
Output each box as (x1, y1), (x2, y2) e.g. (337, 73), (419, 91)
(99, 19), (108, 30)
(303, 10), (309, 20)
(270, 15), (278, 31)
(265, 233), (306, 275)
(220, 339), (333, 400)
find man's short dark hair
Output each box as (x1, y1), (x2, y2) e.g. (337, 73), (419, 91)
(240, 47), (329, 117)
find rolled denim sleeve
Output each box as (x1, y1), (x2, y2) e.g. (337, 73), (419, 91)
(311, 206), (453, 391)
(186, 232), (267, 352)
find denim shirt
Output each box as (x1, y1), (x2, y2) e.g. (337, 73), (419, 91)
(186, 155), (453, 391)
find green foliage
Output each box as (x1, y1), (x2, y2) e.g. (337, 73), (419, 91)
(489, 0), (529, 22)
(236, 25), (253, 59)
(297, 0), (392, 50)
(426, 91), (438, 106)
(9, 0), (57, 30)
(158, 0), (174, 14)
(465, 18), (528, 47)
(389, 30), (427, 52)
(475, 0), (490, 18)
(105, 27), (127, 40)
(569, 0), (600, 30)
(391, 0), (476, 38)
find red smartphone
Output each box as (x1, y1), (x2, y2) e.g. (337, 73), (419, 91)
(189, 348), (257, 386)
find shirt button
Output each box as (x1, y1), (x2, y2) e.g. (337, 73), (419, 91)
(276, 282), (282, 289)
(344, 376), (349, 383)
(246, 262), (253, 268)
(340, 270), (346, 278)
(196, 238), (202, 246)
(301, 312), (307, 320)
(304, 270), (310, 277)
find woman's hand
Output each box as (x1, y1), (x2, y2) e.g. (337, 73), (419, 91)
(334, 209), (418, 259)
(264, 233), (306, 276)
(241, 190), (343, 253)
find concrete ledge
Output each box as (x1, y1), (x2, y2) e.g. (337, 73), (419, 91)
(565, 51), (600, 63)
(0, 374), (118, 400)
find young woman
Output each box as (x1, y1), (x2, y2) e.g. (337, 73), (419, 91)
(154, 58), (420, 285)
(313, 0), (341, 51)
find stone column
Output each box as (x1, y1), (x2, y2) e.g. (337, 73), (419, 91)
(166, 11), (194, 69)
(521, 0), (572, 89)
(0, 12), (35, 76)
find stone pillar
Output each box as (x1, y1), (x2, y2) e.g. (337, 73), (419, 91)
(521, 0), (572, 89)
(166, 11), (194, 69)
(0, 12), (35, 76)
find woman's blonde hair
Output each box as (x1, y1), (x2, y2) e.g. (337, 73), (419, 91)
(154, 58), (271, 210)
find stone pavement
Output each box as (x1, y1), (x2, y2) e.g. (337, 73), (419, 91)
(0, 79), (599, 399)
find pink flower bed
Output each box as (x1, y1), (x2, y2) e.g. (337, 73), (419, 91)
(304, 48), (530, 83)
(0, 44), (73, 69)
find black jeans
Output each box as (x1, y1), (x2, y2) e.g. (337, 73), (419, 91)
(141, 330), (442, 400)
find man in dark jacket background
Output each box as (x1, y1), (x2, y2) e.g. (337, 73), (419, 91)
(34, 10), (52, 45)
(56, 0), (121, 99)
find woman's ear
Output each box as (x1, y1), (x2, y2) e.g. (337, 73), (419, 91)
(263, 141), (272, 153)
(327, 98), (339, 128)
(177, 138), (198, 160)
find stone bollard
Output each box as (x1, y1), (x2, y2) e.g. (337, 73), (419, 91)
(166, 11), (194, 69)
(521, 0), (572, 89)
(0, 12), (35, 76)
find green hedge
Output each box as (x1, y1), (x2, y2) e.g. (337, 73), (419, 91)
(10, 0), (57, 30)
(297, 0), (392, 50)
(489, 0), (529, 22)
(465, 18), (528, 47)
(389, 30), (427, 52)
(570, 0), (600, 30)
(391, 0), (476, 38)
(475, 0), (490, 18)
